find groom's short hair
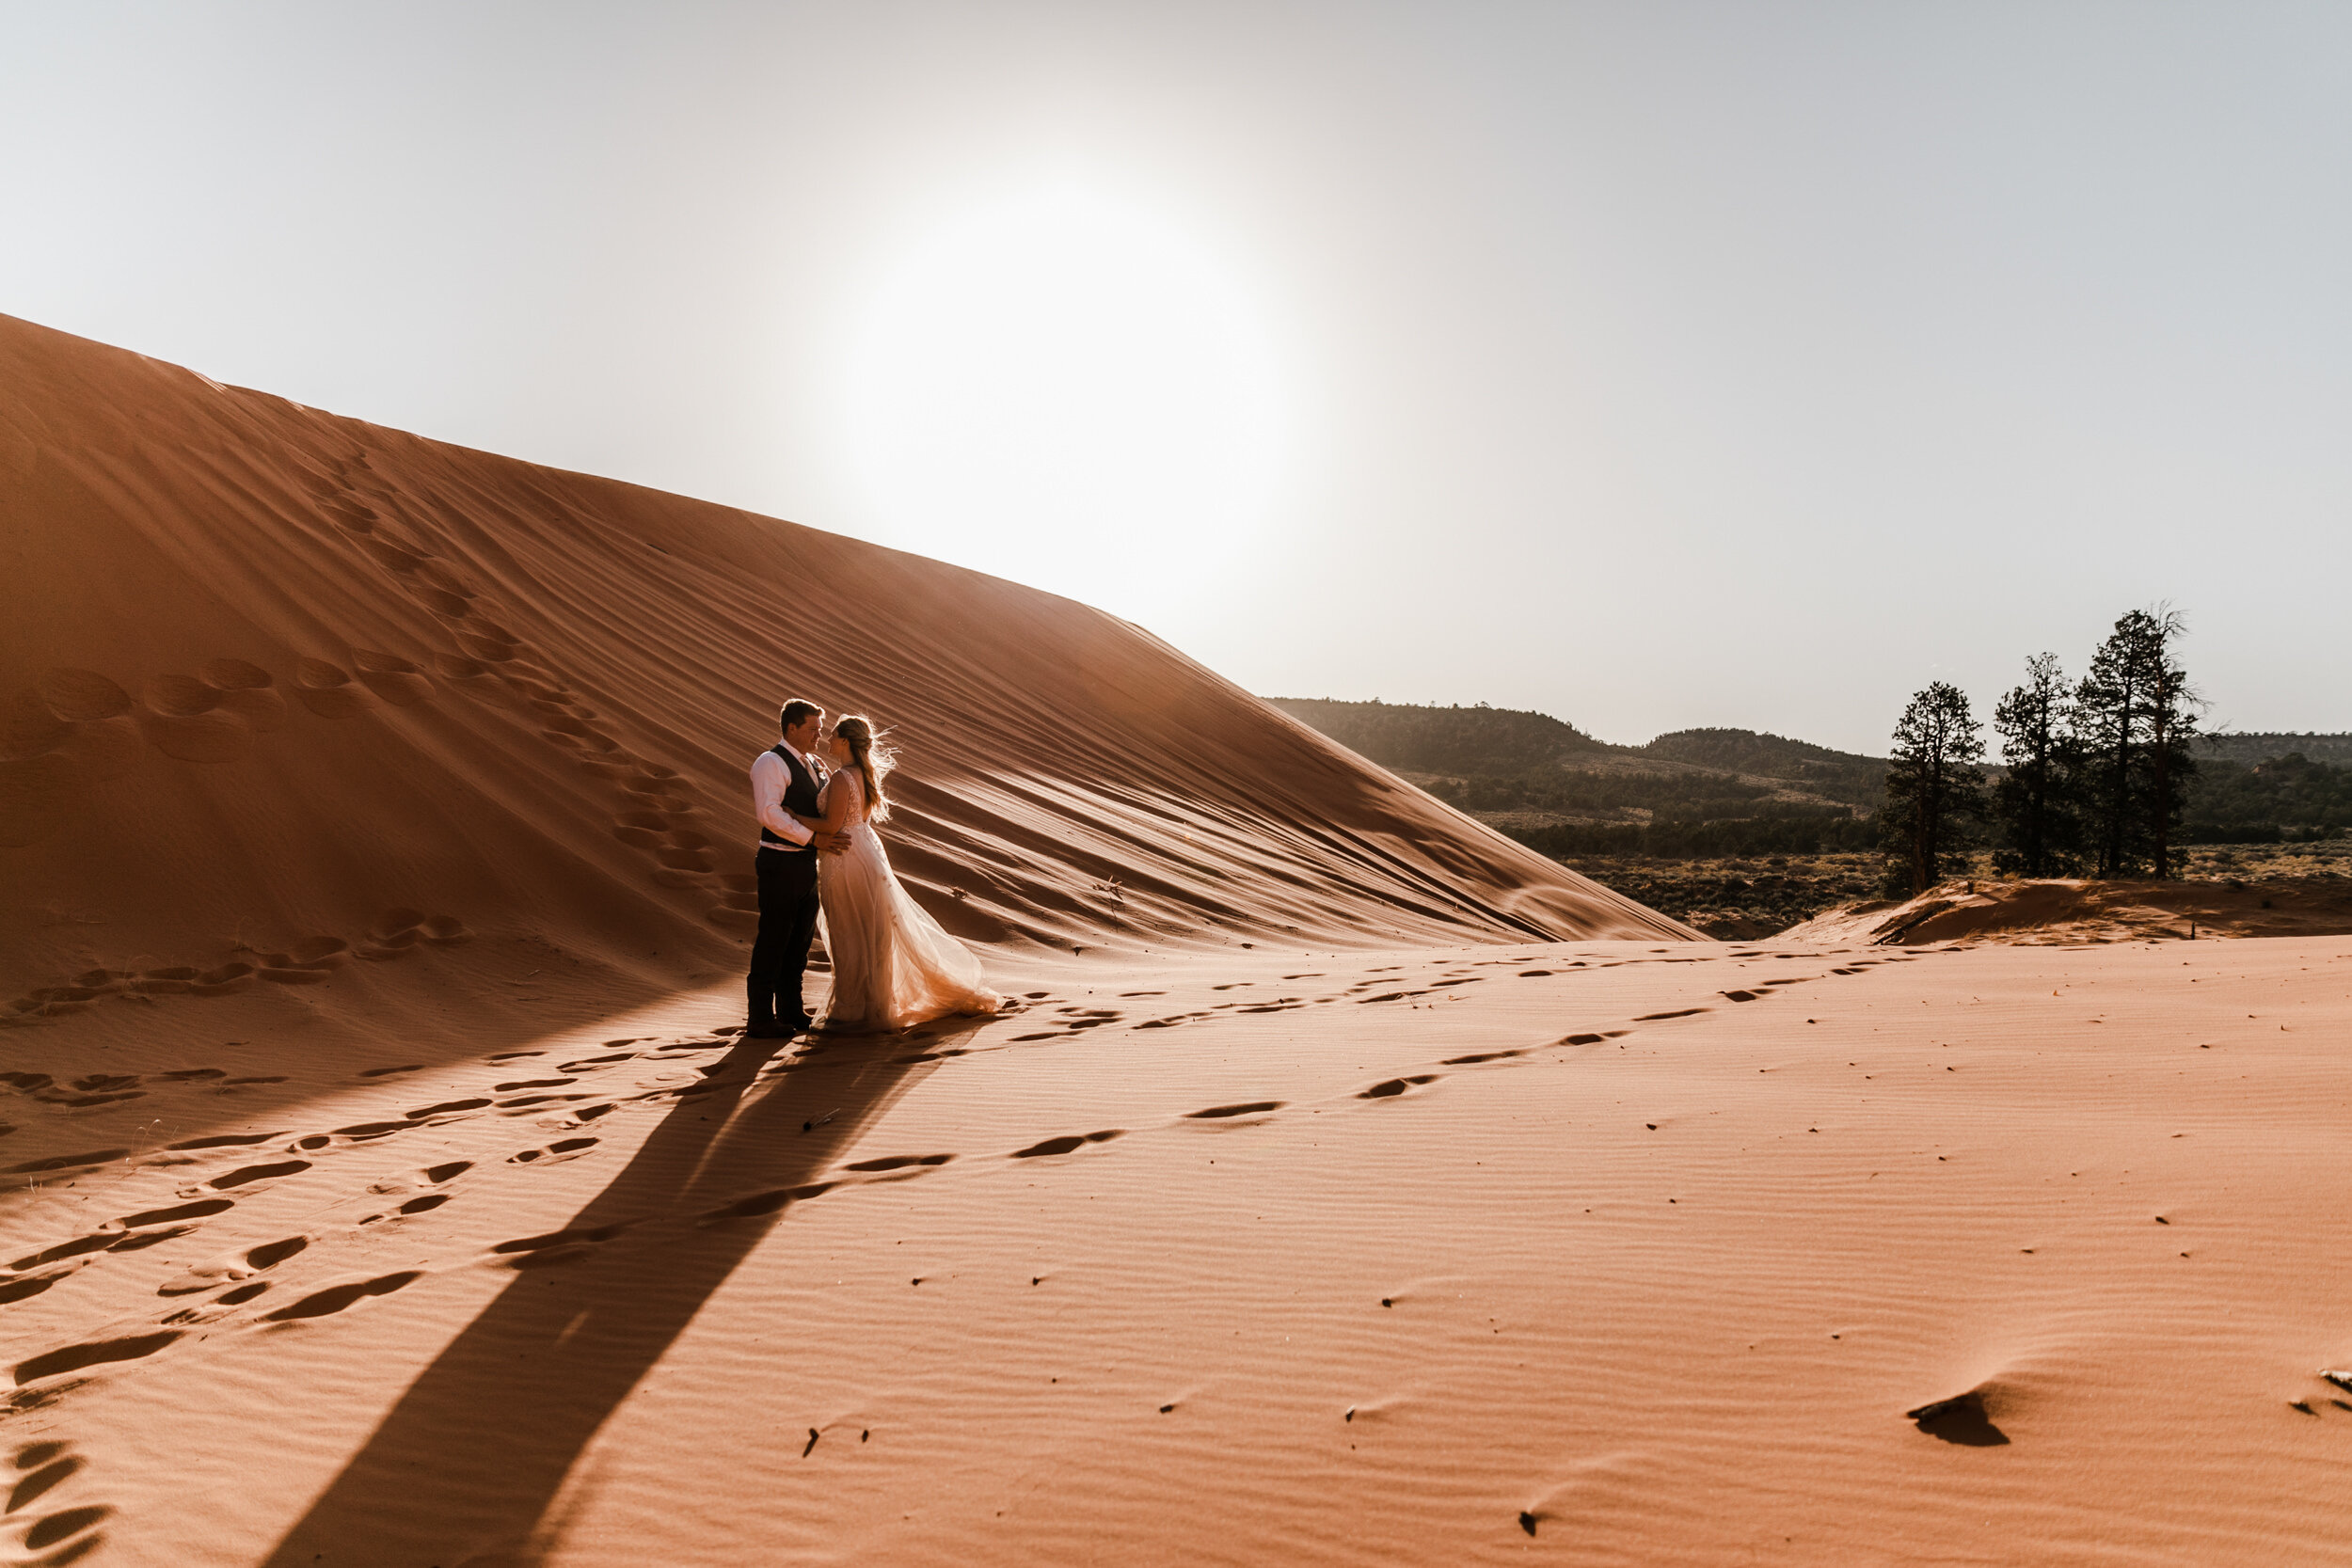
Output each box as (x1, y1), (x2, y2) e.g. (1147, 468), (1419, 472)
(779, 699), (822, 735)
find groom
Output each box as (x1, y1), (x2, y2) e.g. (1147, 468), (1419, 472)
(745, 698), (848, 1038)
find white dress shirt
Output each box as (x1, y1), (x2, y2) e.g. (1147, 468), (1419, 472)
(750, 744), (820, 848)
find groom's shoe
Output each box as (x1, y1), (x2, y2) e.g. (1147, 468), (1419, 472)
(744, 1019), (789, 1040)
(783, 1012), (814, 1037)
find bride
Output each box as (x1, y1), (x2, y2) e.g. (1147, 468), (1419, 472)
(797, 714), (1002, 1031)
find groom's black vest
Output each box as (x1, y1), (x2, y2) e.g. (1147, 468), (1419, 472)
(760, 744), (826, 851)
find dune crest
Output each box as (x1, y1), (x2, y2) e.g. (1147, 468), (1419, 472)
(0, 312), (1687, 1013)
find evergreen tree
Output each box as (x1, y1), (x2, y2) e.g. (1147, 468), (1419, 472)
(1990, 652), (2083, 877)
(2076, 618), (2145, 876)
(1880, 681), (1986, 896)
(2135, 609), (2199, 879)
(2075, 609), (2199, 878)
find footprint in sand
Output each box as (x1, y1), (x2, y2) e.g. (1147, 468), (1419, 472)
(8, 1196), (235, 1276)
(559, 1051), (643, 1072)
(698, 1181), (836, 1224)
(133, 660), (283, 759)
(1633, 1007), (1710, 1022)
(497, 1094), (594, 1112)
(404, 1097), (493, 1120)
(188, 1159), (312, 1195)
(262, 1270), (421, 1323)
(0, 1268), (81, 1306)
(0, 675), (146, 852)
(14, 1330), (183, 1386)
(842, 1153), (956, 1174)
(1184, 1101), (1285, 1121)
(0, 1071), (147, 1109)
(1010, 1131), (1124, 1159)
(429, 652), (516, 705)
(291, 658), (379, 721)
(351, 650), (435, 706)
(363, 1160), (473, 1205)
(156, 1234), (310, 1296)
(508, 1137), (599, 1166)
(486, 1221), (632, 1270)
(118, 1198), (237, 1229)
(1358, 1074), (1441, 1100)
(358, 910), (428, 960)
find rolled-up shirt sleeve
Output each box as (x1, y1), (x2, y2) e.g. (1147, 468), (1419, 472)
(751, 751), (813, 846)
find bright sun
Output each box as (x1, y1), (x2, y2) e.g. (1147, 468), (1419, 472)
(844, 180), (1288, 613)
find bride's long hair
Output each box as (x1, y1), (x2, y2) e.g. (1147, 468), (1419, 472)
(832, 713), (894, 823)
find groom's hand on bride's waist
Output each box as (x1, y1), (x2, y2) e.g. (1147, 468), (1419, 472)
(818, 830), (853, 854)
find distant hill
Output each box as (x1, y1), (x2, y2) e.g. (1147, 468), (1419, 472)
(2185, 752), (2352, 842)
(2200, 733), (2352, 767)
(1264, 698), (1883, 857)
(1641, 728), (1885, 812)
(1264, 698), (1607, 774)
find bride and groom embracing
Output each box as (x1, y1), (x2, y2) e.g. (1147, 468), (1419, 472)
(742, 698), (1003, 1039)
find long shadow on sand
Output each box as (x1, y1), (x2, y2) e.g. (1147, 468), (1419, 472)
(261, 1018), (984, 1565)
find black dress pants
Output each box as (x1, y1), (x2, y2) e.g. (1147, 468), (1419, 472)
(747, 845), (820, 1024)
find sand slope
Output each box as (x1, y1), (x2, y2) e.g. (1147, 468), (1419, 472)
(0, 310), (1689, 1032)
(1789, 876), (2352, 946)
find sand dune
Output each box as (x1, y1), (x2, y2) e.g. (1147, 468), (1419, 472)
(0, 310), (1688, 1032)
(1789, 875), (2352, 946)
(6, 315), (2351, 1566)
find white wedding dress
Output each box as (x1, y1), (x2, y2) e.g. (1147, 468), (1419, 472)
(816, 767), (1002, 1031)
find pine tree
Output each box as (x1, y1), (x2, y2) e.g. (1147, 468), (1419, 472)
(1880, 681), (1986, 896)
(2076, 609), (2200, 878)
(1990, 652), (2083, 877)
(2077, 618), (2146, 877)
(2136, 609), (2199, 879)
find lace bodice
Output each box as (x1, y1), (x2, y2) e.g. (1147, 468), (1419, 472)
(824, 766), (869, 827)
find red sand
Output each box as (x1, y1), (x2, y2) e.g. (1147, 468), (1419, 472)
(6, 317), (2351, 1566)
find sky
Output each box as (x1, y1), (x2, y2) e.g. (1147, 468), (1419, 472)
(6, 1), (2349, 755)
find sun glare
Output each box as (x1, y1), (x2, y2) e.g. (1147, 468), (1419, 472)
(844, 180), (1288, 612)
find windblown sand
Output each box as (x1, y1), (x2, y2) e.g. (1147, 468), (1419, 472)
(6, 316), (2350, 1564)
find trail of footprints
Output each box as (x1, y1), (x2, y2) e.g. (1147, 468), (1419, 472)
(0, 1031), (769, 1385)
(2, 952), (1925, 1400)
(1, 910), (475, 1033)
(302, 452), (757, 936)
(4, 450), (751, 991)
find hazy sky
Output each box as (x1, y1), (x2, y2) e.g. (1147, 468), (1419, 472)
(7, 2), (2349, 753)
